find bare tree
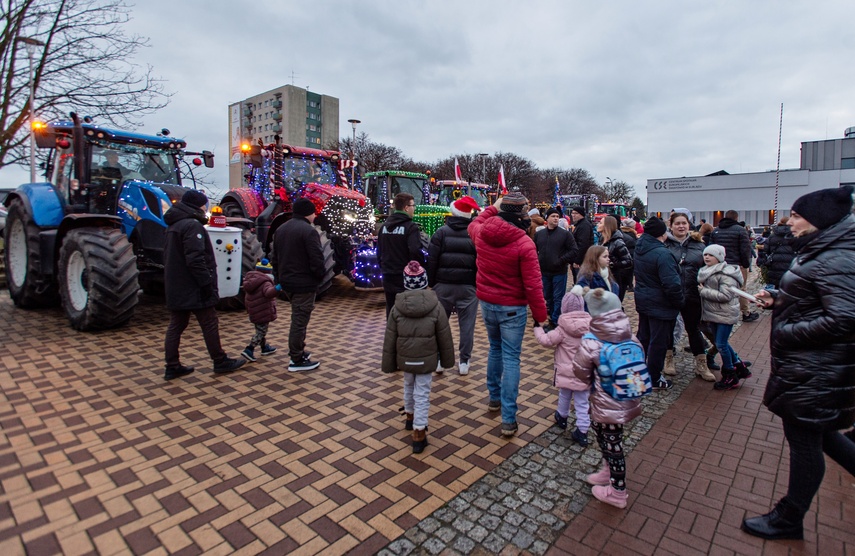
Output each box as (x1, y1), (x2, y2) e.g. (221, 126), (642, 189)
(0, 0), (170, 171)
(331, 132), (414, 173)
(601, 179), (636, 203)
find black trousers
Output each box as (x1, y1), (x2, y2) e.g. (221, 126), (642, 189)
(165, 306), (226, 368)
(285, 291), (316, 361)
(383, 273), (405, 318)
(670, 299), (706, 356)
(636, 313), (675, 383)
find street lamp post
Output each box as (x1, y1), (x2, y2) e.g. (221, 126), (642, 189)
(18, 36), (45, 183)
(478, 153), (488, 183)
(347, 118), (360, 190)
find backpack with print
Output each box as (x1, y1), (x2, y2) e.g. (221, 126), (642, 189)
(583, 333), (652, 400)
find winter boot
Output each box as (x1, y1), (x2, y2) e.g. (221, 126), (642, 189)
(742, 499), (804, 540)
(663, 349), (676, 376)
(706, 351), (721, 371)
(734, 360), (752, 379)
(404, 413), (414, 431)
(694, 354), (716, 381)
(412, 429), (428, 454)
(592, 484), (628, 509)
(585, 460), (611, 486)
(714, 368), (740, 390)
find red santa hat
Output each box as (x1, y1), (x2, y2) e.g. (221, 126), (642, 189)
(450, 195), (481, 218)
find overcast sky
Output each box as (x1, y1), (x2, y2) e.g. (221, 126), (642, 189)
(7, 1), (855, 202)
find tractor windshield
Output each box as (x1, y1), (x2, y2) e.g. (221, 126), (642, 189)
(390, 176), (428, 204)
(437, 187), (490, 208)
(280, 156), (339, 192)
(90, 144), (180, 185)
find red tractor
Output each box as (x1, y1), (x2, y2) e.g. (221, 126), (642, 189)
(218, 139), (377, 297)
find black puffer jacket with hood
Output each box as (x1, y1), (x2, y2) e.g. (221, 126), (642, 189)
(763, 214), (855, 430)
(163, 201), (218, 311)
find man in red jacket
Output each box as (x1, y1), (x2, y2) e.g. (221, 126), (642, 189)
(469, 192), (548, 437)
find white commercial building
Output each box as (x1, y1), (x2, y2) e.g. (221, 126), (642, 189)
(647, 128), (855, 227)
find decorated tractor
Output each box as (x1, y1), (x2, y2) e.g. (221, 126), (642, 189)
(434, 180), (493, 209)
(2, 113), (231, 330)
(219, 140), (379, 294)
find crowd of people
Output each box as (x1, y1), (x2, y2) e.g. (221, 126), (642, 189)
(159, 185), (855, 532)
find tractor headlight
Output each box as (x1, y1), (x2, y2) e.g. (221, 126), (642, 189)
(342, 209), (357, 223)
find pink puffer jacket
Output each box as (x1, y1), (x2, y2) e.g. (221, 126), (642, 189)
(572, 308), (643, 424)
(534, 310), (591, 391)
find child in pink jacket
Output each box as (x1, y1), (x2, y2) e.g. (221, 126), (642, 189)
(534, 290), (592, 446)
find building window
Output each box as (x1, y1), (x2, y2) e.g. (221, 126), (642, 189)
(842, 157), (855, 169)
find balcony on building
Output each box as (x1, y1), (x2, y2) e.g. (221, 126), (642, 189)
(242, 105), (252, 117)
(272, 100), (282, 109)
(271, 123), (282, 133)
(272, 112), (282, 121)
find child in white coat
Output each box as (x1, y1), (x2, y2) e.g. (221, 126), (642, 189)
(533, 290), (592, 446)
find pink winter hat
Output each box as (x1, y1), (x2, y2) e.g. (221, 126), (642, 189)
(561, 290), (585, 313)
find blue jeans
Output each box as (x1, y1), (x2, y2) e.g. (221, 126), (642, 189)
(542, 272), (568, 325)
(481, 301), (528, 425)
(712, 323), (738, 368)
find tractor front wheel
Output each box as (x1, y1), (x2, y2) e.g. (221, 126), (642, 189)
(58, 228), (140, 331)
(4, 198), (58, 307)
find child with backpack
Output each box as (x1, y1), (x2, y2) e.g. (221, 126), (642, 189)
(382, 261), (455, 454)
(240, 259), (279, 362)
(533, 290), (592, 446)
(573, 287), (648, 509)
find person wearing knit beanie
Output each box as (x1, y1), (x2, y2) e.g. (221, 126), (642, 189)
(499, 192), (529, 213)
(561, 290), (585, 314)
(582, 287), (623, 317)
(643, 216), (667, 238)
(450, 196), (481, 218)
(293, 198), (317, 217)
(702, 244), (726, 264)
(790, 185), (854, 231)
(255, 258), (274, 273)
(545, 207), (561, 219)
(570, 206), (586, 218)
(181, 189), (208, 208)
(403, 261), (428, 290)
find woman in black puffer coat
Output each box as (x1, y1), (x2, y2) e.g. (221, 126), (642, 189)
(597, 216), (633, 301)
(743, 186), (855, 541)
(763, 218), (795, 288)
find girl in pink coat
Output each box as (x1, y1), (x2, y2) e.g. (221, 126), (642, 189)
(573, 287), (643, 509)
(533, 291), (592, 446)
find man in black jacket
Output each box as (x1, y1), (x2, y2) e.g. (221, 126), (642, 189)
(535, 207), (578, 327)
(569, 206), (593, 282)
(633, 216), (684, 390)
(272, 198), (325, 371)
(427, 196), (480, 375)
(711, 210), (758, 322)
(162, 190), (245, 380)
(378, 193), (425, 317)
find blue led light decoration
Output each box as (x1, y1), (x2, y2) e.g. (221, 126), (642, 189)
(553, 176), (560, 207)
(351, 241), (383, 290)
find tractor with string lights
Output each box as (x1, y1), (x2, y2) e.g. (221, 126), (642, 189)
(219, 139), (379, 294)
(3, 112), (224, 330)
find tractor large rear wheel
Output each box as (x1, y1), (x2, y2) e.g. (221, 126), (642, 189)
(216, 228), (262, 310)
(316, 227), (336, 298)
(4, 198), (58, 307)
(58, 228), (140, 331)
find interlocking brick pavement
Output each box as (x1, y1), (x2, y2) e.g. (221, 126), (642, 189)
(0, 276), (559, 555)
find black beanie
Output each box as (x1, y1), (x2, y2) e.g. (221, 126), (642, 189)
(293, 198), (317, 217)
(570, 206), (586, 218)
(545, 207), (561, 218)
(791, 185), (854, 230)
(643, 216), (667, 237)
(182, 189), (208, 208)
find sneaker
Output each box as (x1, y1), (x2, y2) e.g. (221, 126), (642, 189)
(554, 411), (568, 430)
(164, 365), (194, 380)
(487, 399), (501, 412)
(288, 357), (320, 372)
(653, 378), (673, 390)
(435, 361), (444, 374)
(742, 312), (760, 322)
(261, 344), (277, 356)
(213, 357), (245, 374)
(714, 374), (740, 390)
(241, 346), (256, 362)
(592, 484), (628, 509)
(501, 421), (518, 437)
(571, 427), (589, 447)
(458, 361), (470, 376)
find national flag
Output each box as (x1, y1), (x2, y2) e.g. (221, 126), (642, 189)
(498, 164), (508, 195)
(454, 157), (464, 184)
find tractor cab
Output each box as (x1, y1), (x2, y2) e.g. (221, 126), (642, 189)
(364, 171), (430, 217)
(434, 180), (491, 208)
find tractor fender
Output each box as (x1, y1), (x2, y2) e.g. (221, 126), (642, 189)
(55, 214), (123, 273)
(220, 189), (264, 219)
(5, 184), (65, 227)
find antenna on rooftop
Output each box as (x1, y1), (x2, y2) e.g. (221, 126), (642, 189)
(289, 70), (297, 85)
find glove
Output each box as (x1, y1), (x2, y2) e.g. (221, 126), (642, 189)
(275, 284), (282, 291)
(532, 318), (541, 329)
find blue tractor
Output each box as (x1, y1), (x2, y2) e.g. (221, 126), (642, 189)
(2, 112), (227, 330)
